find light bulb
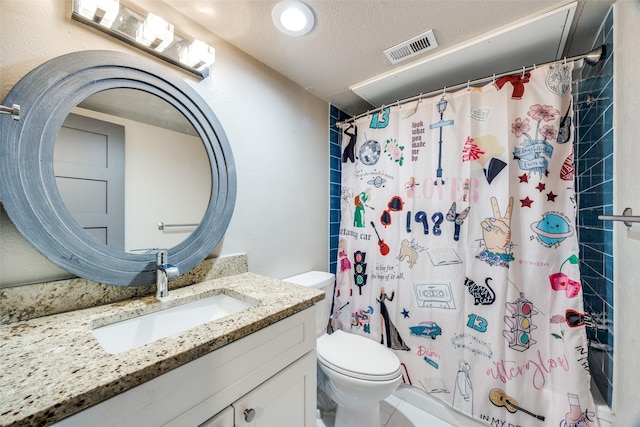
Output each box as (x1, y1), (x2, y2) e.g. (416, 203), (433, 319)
(280, 7), (307, 32)
(272, 1), (315, 37)
(136, 13), (174, 51)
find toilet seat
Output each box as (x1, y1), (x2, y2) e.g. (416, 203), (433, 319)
(317, 330), (402, 381)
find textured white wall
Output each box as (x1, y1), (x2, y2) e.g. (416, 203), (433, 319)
(613, 1), (640, 425)
(0, 0), (329, 286)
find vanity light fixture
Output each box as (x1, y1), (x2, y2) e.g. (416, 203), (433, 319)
(75, 0), (119, 28)
(272, 1), (315, 37)
(135, 13), (174, 52)
(71, 0), (215, 78)
(180, 39), (216, 70)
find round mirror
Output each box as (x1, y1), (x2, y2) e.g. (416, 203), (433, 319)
(0, 51), (236, 287)
(55, 88), (211, 252)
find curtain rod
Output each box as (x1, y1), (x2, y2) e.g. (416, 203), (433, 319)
(338, 44), (605, 126)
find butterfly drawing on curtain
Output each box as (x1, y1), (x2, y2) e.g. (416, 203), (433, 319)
(446, 202), (470, 241)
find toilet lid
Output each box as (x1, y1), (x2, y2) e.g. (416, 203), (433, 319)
(317, 330), (401, 381)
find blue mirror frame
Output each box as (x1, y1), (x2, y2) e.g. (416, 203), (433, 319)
(0, 50), (236, 286)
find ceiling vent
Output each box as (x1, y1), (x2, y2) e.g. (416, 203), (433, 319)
(384, 30), (438, 64)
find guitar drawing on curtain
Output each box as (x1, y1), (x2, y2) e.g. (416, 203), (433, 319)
(334, 62), (599, 427)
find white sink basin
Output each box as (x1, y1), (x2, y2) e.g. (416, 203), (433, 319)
(92, 294), (254, 354)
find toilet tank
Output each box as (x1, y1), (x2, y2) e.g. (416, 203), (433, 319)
(283, 271), (335, 338)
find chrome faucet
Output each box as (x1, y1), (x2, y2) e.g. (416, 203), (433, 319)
(156, 250), (179, 299)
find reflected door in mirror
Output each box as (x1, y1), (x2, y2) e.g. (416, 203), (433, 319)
(55, 113), (125, 249)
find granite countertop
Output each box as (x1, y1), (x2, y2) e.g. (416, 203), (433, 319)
(0, 272), (323, 426)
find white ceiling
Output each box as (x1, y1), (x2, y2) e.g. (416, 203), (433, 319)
(162, 0), (614, 116)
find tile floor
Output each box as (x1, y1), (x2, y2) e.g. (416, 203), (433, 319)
(316, 393), (453, 427)
(316, 383), (612, 427)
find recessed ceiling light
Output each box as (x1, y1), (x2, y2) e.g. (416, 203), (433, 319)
(272, 1), (315, 37)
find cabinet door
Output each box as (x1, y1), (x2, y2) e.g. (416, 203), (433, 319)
(233, 351), (316, 427)
(199, 406), (234, 427)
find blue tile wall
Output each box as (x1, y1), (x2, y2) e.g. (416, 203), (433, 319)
(329, 106), (351, 276)
(574, 6), (614, 407)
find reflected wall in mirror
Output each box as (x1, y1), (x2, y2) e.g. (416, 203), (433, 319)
(54, 89), (211, 252)
(0, 50), (236, 287)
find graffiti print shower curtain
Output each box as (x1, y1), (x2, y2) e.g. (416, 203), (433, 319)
(335, 63), (599, 426)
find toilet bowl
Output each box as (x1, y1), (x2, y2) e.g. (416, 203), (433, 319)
(317, 329), (402, 426)
(284, 271), (402, 427)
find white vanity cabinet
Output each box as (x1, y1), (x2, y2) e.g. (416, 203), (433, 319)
(201, 351), (315, 427)
(54, 308), (317, 427)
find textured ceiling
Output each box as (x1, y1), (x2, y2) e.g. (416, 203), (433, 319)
(162, 0), (614, 116)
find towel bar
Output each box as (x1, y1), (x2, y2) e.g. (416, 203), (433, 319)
(158, 222), (199, 230)
(598, 208), (640, 227)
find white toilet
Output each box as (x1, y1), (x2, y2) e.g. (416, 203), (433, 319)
(284, 271), (402, 427)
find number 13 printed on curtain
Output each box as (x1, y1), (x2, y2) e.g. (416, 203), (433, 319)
(335, 63), (599, 426)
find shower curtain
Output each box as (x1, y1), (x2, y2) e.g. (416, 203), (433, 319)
(335, 62), (599, 426)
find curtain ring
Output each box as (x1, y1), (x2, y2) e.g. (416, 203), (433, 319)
(418, 93), (423, 103)
(564, 57), (567, 65)
(492, 74), (496, 84)
(396, 100), (400, 109)
(533, 63), (537, 70)
(521, 66), (526, 78)
(467, 80), (471, 91)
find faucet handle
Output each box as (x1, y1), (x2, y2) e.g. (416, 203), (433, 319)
(164, 264), (180, 280)
(156, 250), (179, 278)
(155, 250), (178, 299)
